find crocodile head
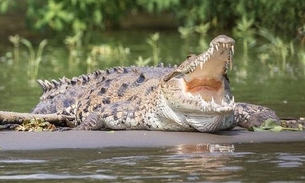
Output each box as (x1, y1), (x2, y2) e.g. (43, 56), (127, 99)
(161, 35), (235, 132)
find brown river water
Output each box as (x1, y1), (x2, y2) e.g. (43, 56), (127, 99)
(0, 30), (305, 182)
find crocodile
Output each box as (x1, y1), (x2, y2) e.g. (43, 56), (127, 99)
(31, 35), (279, 132)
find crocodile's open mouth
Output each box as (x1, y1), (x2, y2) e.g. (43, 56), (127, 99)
(183, 39), (234, 105)
(162, 35), (235, 114)
(161, 35), (236, 132)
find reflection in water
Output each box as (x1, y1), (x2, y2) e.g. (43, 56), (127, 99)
(88, 143), (238, 182)
(173, 143), (235, 154)
(160, 144), (239, 181)
(0, 143), (305, 182)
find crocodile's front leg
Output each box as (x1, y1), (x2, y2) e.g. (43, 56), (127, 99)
(74, 101), (148, 131)
(234, 102), (280, 129)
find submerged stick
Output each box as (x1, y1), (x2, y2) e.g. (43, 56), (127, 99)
(0, 111), (75, 126)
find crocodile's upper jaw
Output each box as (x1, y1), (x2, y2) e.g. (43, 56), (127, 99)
(161, 35), (235, 132)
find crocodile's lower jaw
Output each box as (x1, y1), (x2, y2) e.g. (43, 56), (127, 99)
(185, 113), (234, 132)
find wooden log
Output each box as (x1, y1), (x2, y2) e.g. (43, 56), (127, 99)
(0, 111), (75, 127)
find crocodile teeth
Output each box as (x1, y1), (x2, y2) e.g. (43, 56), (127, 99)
(200, 62), (203, 70)
(198, 97), (208, 105)
(215, 44), (219, 51)
(230, 96), (235, 106)
(207, 53), (211, 60)
(221, 99), (225, 106)
(210, 47), (214, 54)
(195, 94), (200, 99)
(211, 97), (216, 105)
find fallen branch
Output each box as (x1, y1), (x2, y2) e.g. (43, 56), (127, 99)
(0, 111), (75, 127)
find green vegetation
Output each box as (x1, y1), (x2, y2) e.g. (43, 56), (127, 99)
(233, 16), (256, 57)
(8, 35), (20, 62)
(15, 118), (56, 132)
(21, 38), (48, 85)
(0, 0), (15, 13)
(1, 0), (305, 82)
(1, 0), (304, 40)
(250, 118), (304, 132)
(146, 32), (160, 65)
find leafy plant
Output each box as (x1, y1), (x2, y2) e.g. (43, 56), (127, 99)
(0, 0), (15, 13)
(250, 119), (303, 132)
(259, 28), (289, 70)
(233, 16), (256, 57)
(8, 34), (21, 62)
(21, 38), (48, 84)
(146, 32), (160, 65)
(136, 0), (179, 13)
(178, 26), (194, 48)
(26, 0), (132, 41)
(64, 31), (83, 65)
(15, 118), (56, 132)
(85, 43), (130, 72)
(194, 22), (211, 50)
(135, 56), (151, 66)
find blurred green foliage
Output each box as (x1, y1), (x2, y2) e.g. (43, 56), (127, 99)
(2, 0), (304, 39)
(2, 0), (305, 81)
(0, 0), (15, 13)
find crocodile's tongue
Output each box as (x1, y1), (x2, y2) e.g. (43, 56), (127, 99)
(186, 77), (222, 92)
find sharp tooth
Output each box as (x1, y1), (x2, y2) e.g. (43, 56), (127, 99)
(201, 99), (208, 106)
(230, 96), (235, 105)
(199, 55), (205, 62)
(200, 62), (203, 70)
(197, 94), (203, 100)
(221, 99), (225, 106)
(230, 56), (233, 70)
(232, 45), (235, 55)
(215, 44), (219, 51)
(223, 43), (225, 47)
(211, 97), (215, 104)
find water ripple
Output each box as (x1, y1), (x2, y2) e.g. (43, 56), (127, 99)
(0, 174), (117, 180)
(0, 159), (47, 163)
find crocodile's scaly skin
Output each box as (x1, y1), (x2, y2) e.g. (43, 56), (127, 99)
(31, 35), (279, 132)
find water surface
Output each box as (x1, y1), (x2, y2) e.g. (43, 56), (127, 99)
(0, 142), (305, 182)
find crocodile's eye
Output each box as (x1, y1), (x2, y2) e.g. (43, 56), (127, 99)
(187, 54), (193, 59)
